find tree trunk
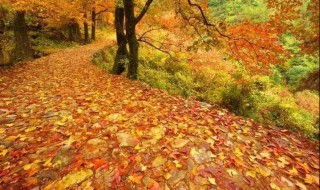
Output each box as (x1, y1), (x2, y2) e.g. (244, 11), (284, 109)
(91, 8), (96, 40)
(84, 13), (89, 44)
(66, 21), (81, 41)
(13, 11), (33, 61)
(112, 4), (127, 75)
(124, 0), (139, 79)
(0, 47), (4, 65)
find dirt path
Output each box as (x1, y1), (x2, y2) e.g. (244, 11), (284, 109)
(0, 42), (318, 190)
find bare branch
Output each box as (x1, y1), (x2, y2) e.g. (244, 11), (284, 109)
(96, 8), (108, 15)
(135, 0), (153, 25)
(138, 39), (177, 61)
(186, 0), (231, 39)
(137, 27), (163, 40)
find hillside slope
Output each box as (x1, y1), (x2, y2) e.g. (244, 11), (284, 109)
(0, 42), (318, 189)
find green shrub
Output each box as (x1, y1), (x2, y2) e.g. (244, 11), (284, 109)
(92, 46), (319, 139)
(271, 69), (283, 85)
(260, 102), (318, 138)
(222, 84), (259, 118)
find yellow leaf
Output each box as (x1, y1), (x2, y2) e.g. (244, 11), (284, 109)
(55, 121), (65, 126)
(164, 173), (172, 180)
(18, 134), (28, 141)
(173, 160), (182, 168)
(218, 153), (225, 160)
(152, 156), (167, 168)
(140, 163), (147, 171)
(5, 135), (18, 141)
(208, 177), (216, 185)
(245, 170), (256, 178)
(270, 183), (281, 190)
(0, 149), (9, 157)
(171, 139), (189, 148)
(44, 170), (93, 190)
(128, 174), (143, 184)
(242, 127), (250, 134)
(258, 166), (271, 177)
(22, 113), (28, 118)
(227, 169), (238, 176)
(305, 174), (319, 185)
(0, 128), (5, 134)
(190, 148), (199, 156)
(234, 148), (243, 157)
(205, 129), (213, 136)
(134, 144), (145, 150)
(260, 150), (270, 159)
(288, 167), (298, 176)
(5, 123), (14, 127)
(25, 126), (37, 132)
(295, 181), (307, 190)
(43, 158), (52, 167)
(23, 163), (34, 170)
(278, 157), (289, 165)
(150, 127), (165, 140)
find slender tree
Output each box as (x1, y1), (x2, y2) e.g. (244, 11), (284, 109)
(112, 0), (127, 74)
(13, 11), (33, 61)
(91, 7), (96, 40)
(123, 0), (153, 79)
(84, 13), (89, 44)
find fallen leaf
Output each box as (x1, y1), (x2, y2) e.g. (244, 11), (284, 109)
(208, 177), (216, 185)
(234, 148), (243, 157)
(245, 170), (256, 178)
(227, 169), (238, 176)
(0, 149), (9, 157)
(295, 181), (307, 190)
(305, 174), (319, 185)
(171, 139), (189, 148)
(25, 126), (37, 132)
(270, 183), (281, 190)
(128, 173), (143, 184)
(288, 167), (298, 176)
(152, 156), (167, 168)
(44, 169), (93, 190)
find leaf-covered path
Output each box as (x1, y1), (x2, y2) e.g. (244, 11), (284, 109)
(0, 42), (319, 190)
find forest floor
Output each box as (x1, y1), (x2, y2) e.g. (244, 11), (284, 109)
(0, 41), (319, 190)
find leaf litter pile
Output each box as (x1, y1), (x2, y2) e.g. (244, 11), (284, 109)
(0, 42), (319, 190)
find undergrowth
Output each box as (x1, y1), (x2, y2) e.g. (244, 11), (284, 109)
(93, 45), (319, 139)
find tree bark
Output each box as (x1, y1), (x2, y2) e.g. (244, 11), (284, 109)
(0, 46), (4, 65)
(66, 21), (81, 41)
(84, 13), (89, 44)
(13, 11), (33, 61)
(112, 5), (127, 75)
(124, 0), (139, 79)
(91, 8), (96, 40)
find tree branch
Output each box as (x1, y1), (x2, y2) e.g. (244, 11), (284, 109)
(96, 8), (108, 15)
(138, 39), (177, 61)
(137, 27), (163, 40)
(135, 0), (153, 25)
(186, 0), (231, 39)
